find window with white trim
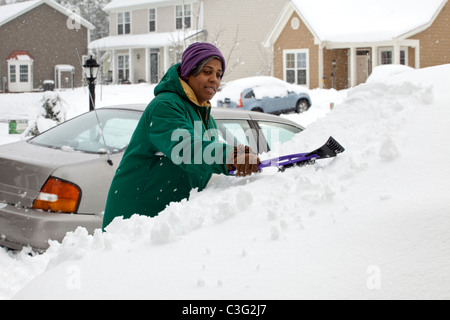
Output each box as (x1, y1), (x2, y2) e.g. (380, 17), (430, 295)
(149, 8), (156, 32)
(400, 50), (407, 65)
(20, 65), (29, 82)
(7, 57), (33, 92)
(379, 47), (408, 66)
(284, 49), (309, 86)
(10, 65), (16, 83)
(380, 50), (393, 65)
(118, 12), (131, 35)
(176, 4), (191, 30)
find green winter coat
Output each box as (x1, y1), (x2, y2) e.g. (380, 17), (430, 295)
(102, 64), (232, 229)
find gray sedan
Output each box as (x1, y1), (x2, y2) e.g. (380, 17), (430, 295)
(0, 104), (304, 252)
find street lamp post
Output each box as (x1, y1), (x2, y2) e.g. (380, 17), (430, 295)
(83, 55), (100, 111)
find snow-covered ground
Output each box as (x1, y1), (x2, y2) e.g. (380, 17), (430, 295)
(1, 64), (450, 300)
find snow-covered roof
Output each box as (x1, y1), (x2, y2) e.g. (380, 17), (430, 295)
(268, 0), (447, 44)
(0, 0), (37, 26)
(55, 64), (75, 72)
(7, 50), (34, 61)
(103, 0), (172, 12)
(0, 0), (94, 29)
(89, 30), (203, 50)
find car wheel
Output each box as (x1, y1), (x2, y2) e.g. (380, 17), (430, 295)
(251, 107), (264, 113)
(296, 99), (310, 113)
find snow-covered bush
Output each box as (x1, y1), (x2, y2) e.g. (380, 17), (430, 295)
(26, 92), (67, 137)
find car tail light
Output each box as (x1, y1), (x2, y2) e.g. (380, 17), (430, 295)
(32, 177), (81, 214)
(237, 92), (243, 108)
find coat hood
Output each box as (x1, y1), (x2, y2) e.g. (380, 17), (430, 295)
(154, 63), (189, 102)
(154, 63), (212, 109)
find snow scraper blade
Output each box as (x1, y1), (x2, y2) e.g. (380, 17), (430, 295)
(228, 136), (345, 175)
(305, 136), (345, 160)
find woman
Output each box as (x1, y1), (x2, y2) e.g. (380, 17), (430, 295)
(102, 42), (260, 229)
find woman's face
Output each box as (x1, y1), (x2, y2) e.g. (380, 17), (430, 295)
(187, 58), (223, 105)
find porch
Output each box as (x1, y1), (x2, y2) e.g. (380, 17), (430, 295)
(88, 30), (204, 85)
(320, 40), (420, 90)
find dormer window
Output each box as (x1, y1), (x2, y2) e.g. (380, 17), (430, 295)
(176, 4), (191, 30)
(7, 51), (34, 92)
(118, 12), (131, 35)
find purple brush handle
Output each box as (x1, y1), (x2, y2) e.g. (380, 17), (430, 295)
(228, 152), (318, 175)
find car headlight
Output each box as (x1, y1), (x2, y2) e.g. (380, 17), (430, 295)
(32, 177), (81, 214)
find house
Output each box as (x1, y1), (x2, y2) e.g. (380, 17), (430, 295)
(263, 0), (450, 90)
(0, 0), (94, 92)
(89, 0), (288, 84)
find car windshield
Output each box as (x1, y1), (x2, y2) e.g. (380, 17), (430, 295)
(29, 109), (142, 154)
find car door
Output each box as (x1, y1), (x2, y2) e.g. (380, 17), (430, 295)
(261, 86), (291, 114)
(215, 119), (257, 151)
(254, 120), (303, 151)
(206, 118), (257, 187)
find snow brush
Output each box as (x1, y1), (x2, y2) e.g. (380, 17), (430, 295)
(229, 136), (345, 175)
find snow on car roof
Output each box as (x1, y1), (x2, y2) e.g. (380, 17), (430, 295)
(214, 76), (307, 103)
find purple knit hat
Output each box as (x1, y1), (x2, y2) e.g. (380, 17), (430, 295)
(180, 42), (226, 80)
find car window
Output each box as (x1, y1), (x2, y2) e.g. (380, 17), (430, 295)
(215, 119), (258, 151)
(29, 109), (141, 154)
(257, 121), (302, 150)
(244, 90), (255, 99)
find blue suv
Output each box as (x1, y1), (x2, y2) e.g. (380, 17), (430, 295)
(216, 77), (312, 115)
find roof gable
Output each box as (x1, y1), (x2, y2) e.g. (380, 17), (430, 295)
(7, 50), (34, 61)
(0, 0), (94, 29)
(266, 0), (447, 45)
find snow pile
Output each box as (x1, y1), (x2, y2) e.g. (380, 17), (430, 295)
(280, 87), (346, 127)
(2, 64), (450, 300)
(366, 65), (415, 84)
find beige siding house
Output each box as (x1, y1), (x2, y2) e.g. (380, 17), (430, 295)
(202, 0), (288, 79)
(0, 0), (94, 92)
(89, 0), (288, 84)
(264, 0), (450, 90)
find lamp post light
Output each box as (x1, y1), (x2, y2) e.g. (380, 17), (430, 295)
(83, 55), (100, 111)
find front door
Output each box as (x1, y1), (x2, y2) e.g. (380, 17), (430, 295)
(118, 55), (130, 82)
(356, 50), (370, 85)
(150, 49), (160, 84)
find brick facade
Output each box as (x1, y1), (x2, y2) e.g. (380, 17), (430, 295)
(0, 3), (90, 91)
(273, 12), (319, 89)
(409, 1), (450, 68)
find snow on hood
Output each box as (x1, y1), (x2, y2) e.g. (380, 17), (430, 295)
(5, 64), (450, 300)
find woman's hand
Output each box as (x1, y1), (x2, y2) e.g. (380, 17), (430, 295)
(227, 145), (261, 177)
